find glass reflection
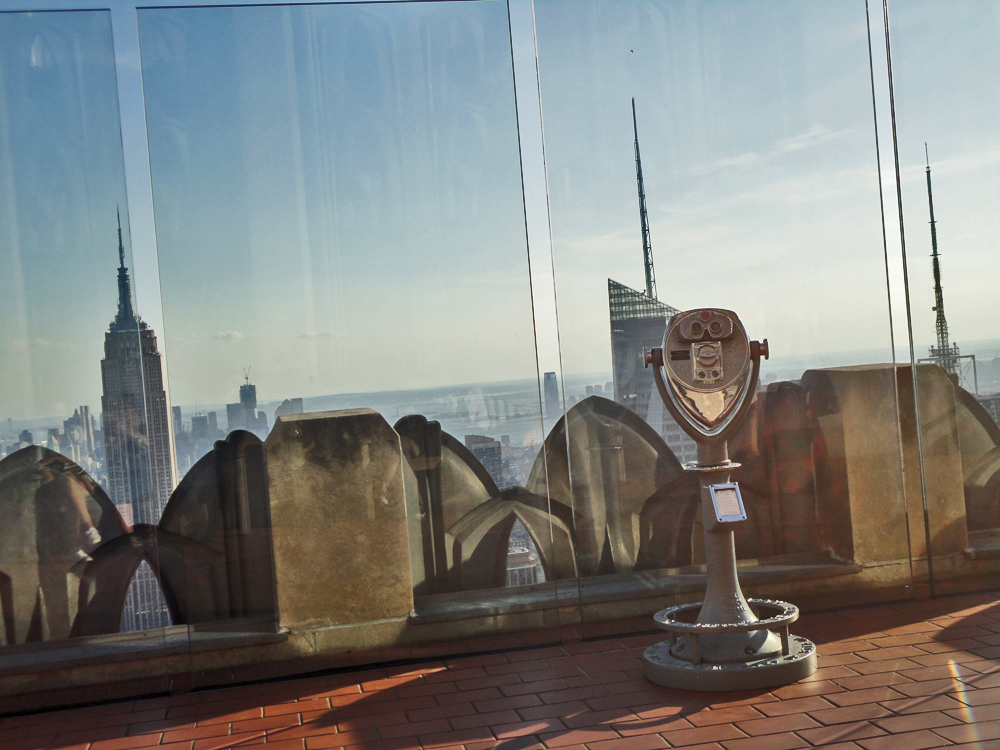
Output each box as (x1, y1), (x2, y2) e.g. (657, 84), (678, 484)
(532, 0), (913, 614)
(0, 10), (172, 646)
(887, 0), (1000, 577)
(137, 0), (549, 616)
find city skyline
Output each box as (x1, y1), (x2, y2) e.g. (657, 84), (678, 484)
(4, 2), (1000, 429)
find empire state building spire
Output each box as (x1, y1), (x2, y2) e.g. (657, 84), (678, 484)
(114, 207), (136, 326)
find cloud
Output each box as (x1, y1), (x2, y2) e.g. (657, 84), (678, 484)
(213, 331), (245, 341)
(297, 330), (343, 340)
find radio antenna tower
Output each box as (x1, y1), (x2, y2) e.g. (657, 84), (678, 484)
(632, 98), (657, 300)
(924, 144), (960, 375)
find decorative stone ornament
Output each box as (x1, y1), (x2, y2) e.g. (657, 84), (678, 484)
(641, 309), (817, 691)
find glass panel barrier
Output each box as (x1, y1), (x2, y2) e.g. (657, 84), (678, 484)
(137, 0), (569, 678)
(0, 9), (173, 676)
(887, 0), (1000, 594)
(532, 0), (917, 633)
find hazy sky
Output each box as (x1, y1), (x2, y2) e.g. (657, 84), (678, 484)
(138, 1), (537, 409)
(4, 0), (1000, 424)
(0, 10), (133, 422)
(534, 0), (895, 377)
(888, 1), (1000, 357)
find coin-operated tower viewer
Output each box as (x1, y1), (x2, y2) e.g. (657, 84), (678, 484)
(642, 309), (816, 690)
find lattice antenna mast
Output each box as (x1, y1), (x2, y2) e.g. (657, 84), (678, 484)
(633, 98), (657, 300)
(925, 144), (958, 374)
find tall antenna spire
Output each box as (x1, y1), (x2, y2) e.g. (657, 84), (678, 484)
(632, 98), (657, 300)
(925, 144), (958, 374)
(113, 207), (136, 325)
(117, 206), (125, 268)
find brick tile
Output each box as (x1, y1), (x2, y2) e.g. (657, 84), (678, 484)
(508, 646), (568, 662)
(755, 696), (835, 716)
(486, 659), (552, 675)
(796, 720), (887, 745)
(565, 703), (639, 727)
(197, 708), (264, 725)
(958, 671), (1000, 689)
(859, 645), (929, 662)
(953, 686), (1000, 706)
(162, 724), (231, 743)
(503, 679), (569, 697)
(631, 700), (706, 720)
(889, 678), (963, 698)
(474, 694), (544, 713)
(660, 723), (746, 747)
(732, 713), (819, 736)
(855, 729), (953, 749)
(873, 712), (959, 733)
(817, 652), (869, 667)
(945, 703), (1000, 721)
(539, 727), (619, 747)
(193, 731), (267, 749)
(493, 718), (568, 738)
(802, 666), (862, 682)
(563, 672), (635, 689)
(808, 704), (895, 725)
(539, 686), (610, 704)
(613, 717), (692, 736)
(519, 667), (590, 683)
(768, 680), (846, 700)
(90, 737), (164, 750)
(359, 677), (419, 692)
(334, 712), (406, 730)
(232, 715), (302, 733)
(265, 699), (329, 717)
(602, 680), (659, 696)
(829, 672), (914, 691)
(307, 739), (418, 750)
(585, 691), (680, 712)
(902, 664), (979, 682)
(435, 687), (503, 706)
(395, 682), (459, 699)
(450, 710), (522, 730)
(818, 641), (880, 656)
(283, 727), (374, 744)
(910, 650), (983, 667)
(824, 687), (908, 706)
(879, 695), (966, 714)
(380, 719), (452, 739)
(443, 654), (507, 670)
(701, 693), (777, 710)
(250, 741), (303, 750)
(848, 658), (922, 675)
(718, 732), (808, 750)
(518, 701), (592, 721)
(424, 667), (488, 684)
(419, 727), (496, 749)
(47, 727), (127, 746)
(687, 706), (764, 727)
(585, 735), (668, 750)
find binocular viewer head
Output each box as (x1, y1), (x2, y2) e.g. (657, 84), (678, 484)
(645, 308), (767, 442)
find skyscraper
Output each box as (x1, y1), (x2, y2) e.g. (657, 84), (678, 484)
(100, 212), (176, 631)
(543, 372), (560, 421)
(226, 372), (269, 437)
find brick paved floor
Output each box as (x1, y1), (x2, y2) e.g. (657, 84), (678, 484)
(7, 592), (1000, 750)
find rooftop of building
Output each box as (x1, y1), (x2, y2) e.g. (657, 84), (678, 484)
(5, 591), (1000, 750)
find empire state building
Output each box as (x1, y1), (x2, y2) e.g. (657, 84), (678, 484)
(100, 214), (176, 630)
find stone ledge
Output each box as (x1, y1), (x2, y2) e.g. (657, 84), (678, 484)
(0, 617), (286, 677)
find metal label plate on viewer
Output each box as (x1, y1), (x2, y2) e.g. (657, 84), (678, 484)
(709, 482), (746, 523)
